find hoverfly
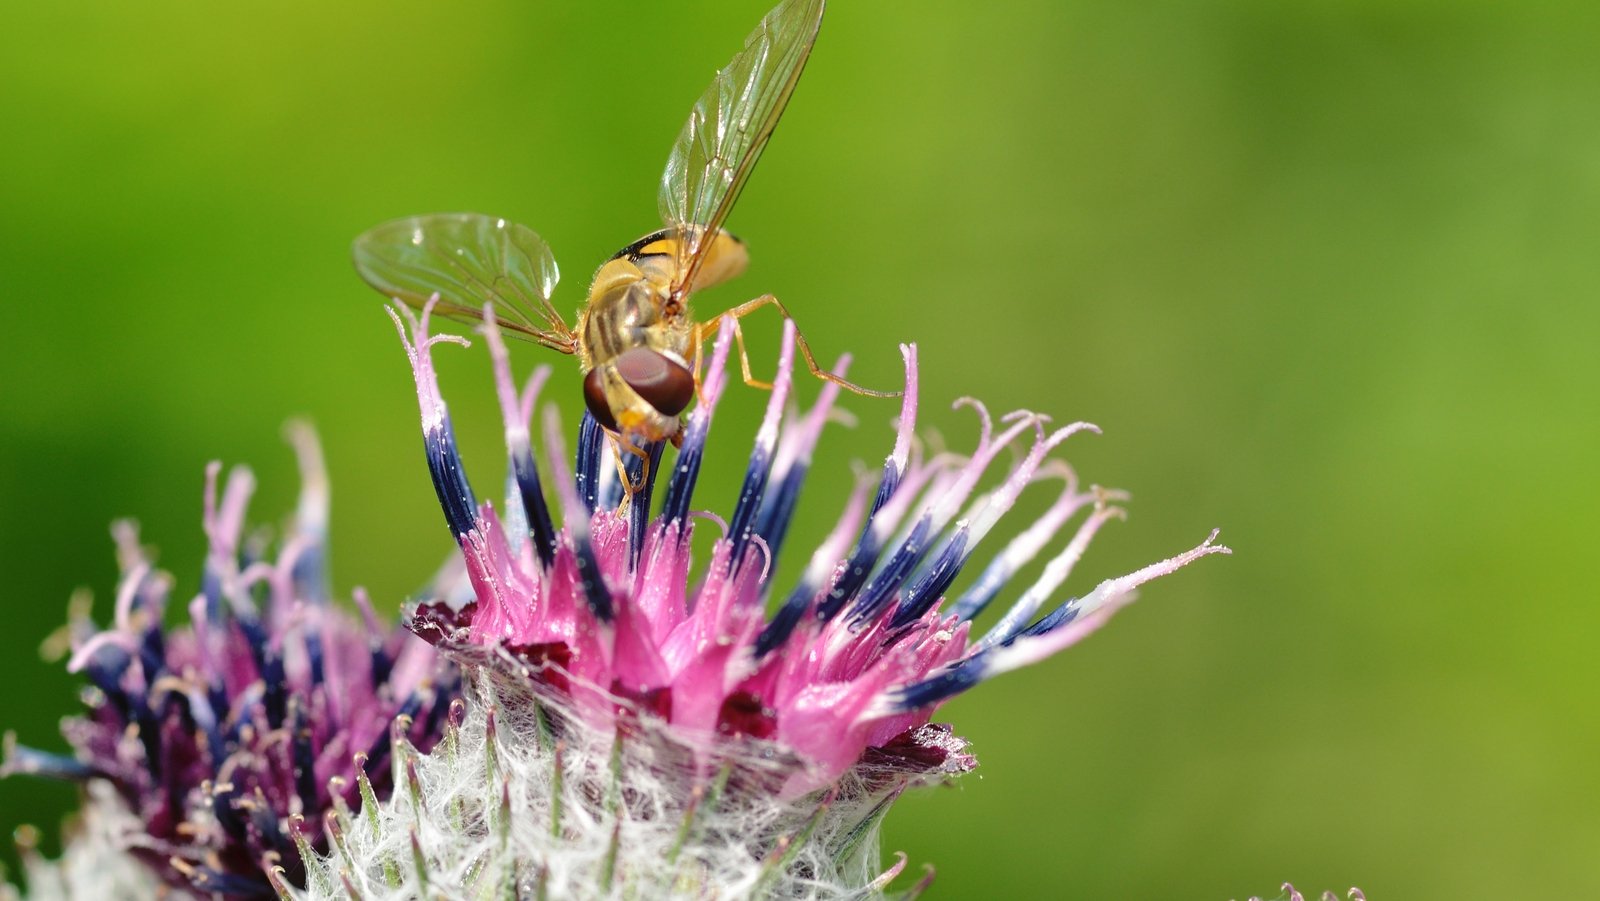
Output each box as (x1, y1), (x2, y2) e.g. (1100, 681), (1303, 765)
(353, 0), (887, 459)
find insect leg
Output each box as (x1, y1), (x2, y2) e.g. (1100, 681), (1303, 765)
(607, 433), (653, 513)
(729, 314), (775, 391)
(690, 320), (707, 393)
(700, 295), (901, 398)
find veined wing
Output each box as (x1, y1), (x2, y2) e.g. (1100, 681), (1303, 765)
(657, 0), (825, 300)
(352, 212), (576, 353)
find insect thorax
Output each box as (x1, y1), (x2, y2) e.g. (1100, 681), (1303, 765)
(579, 260), (692, 369)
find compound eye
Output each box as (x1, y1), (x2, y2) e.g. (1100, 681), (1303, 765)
(582, 367), (619, 431)
(614, 347), (696, 417)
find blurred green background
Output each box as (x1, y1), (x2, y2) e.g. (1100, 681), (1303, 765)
(2, 0), (1596, 897)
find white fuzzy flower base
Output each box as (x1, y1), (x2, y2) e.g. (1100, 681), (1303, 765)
(285, 666), (961, 900)
(3, 782), (160, 901)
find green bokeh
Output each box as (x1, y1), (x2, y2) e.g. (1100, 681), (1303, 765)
(2, 1), (1595, 897)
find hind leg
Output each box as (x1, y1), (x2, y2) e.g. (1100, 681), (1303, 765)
(699, 295), (900, 398)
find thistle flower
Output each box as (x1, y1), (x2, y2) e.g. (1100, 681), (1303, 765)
(2, 425), (453, 899)
(286, 299), (1229, 898)
(1236, 885), (1366, 901)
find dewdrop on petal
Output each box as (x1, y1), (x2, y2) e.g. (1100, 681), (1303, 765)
(2, 425), (455, 899)
(286, 299), (1229, 899)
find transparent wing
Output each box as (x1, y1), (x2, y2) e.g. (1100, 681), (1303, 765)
(352, 212), (576, 353)
(657, 0), (825, 298)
